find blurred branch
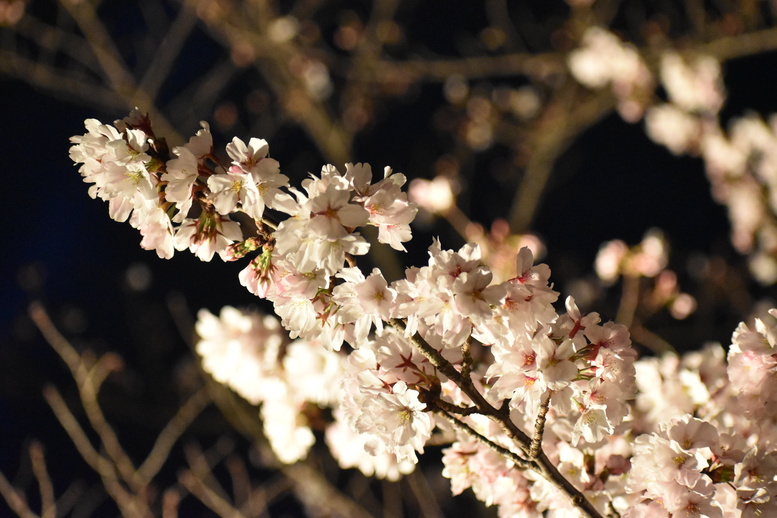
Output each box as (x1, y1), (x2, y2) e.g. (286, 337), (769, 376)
(202, 371), (377, 518)
(28, 443), (55, 518)
(353, 52), (564, 83)
(29, 302), (142, 491)
(58, 0), (182, 143)
(190, 0), (352, 166)
(25, 301), (216, 517)
(0, 469), (39, 518)
(0, 49), (126, 111)
(43, 385), (152, 517)
(181, 441), (243, 516)
(138, 386), (211, 483)
(405, 470), (444, 518)
(701, 26), (777, 62)
(509, 86), (615, 233)
(138, 2), (200, 102)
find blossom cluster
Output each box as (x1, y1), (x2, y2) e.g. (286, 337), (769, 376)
(68, 110), (415, 266)
(622, 311), (777, 517)
(568, 26), (777, 284)
(595, 229), (697, 320)
(72, 113), (777, 518)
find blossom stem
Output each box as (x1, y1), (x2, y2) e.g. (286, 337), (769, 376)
(460, 337), (473, 380)
(431, 408), (532, 470)
(529, 395), (550, 458)
(390, 318), (605, 518)
(259, 217), (278, 231)
(387, 318), (532, 452)
(432, 399), (480, 416)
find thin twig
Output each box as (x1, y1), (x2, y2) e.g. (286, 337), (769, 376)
(405, 469), (444, 518)
(240, 475), (292, 517)
(42, 385), (151, 517)
(29, 303), (143, 492)
(0, 469), (39, 518)
(179, 470), (246, 518)
(138, 3), (199, 101)
(162, 488), (181, 518)
(350, 52), (564, 84)
(138, 386), (211, 483)
(391, 319), (604, 518)
(431, 399), (480, 416)
(387, 318), (533, 453)
(183, 441), (234, 505)
(29, 442), (56, 518)
(225, 455), (251, 509)
(431, 408), (531, 470)
(615, 274), (640, 328)
(42, 385), (112, 478)
(58, 0), (182, 143)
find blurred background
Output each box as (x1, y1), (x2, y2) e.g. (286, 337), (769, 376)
(2, 0), (777, 516)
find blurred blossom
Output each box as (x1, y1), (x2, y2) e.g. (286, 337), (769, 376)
(464, 96), (494, 150)
(645, 104), (700, 155)
(568, 28), (649, 91)
(0, 0), (24, 25)
(689, 115), (777, 284)
(749, 252), (777, 285)
(568, 28), (623, 88)
(268, 16), (299, 43)
(334, 12), (364, 51)
(700, 130), (746, 181)
(214, 101), (239, 130)
(660, 53), (724, 114)
(567, 28), (652, 120)
(635, 229), (668, 277)
(375, 20), (402, 45)
(727, 181), (763, 252)
(479, 27), (506, 50)
(408, 176), (455, 214)
(654, 271), (696, 320)
(654, 270), (678, 299)
(669, 293), (697, 320)
(509, 86), (542, 120)
(230, 39), (256, 66)
(196, 306), (285, 405)
(464, 119), (493, 151)
(125, 262), (152, 292)
(595, 239), (628, 283)
(301, 60), (333, 100)
(595, 230), (668, 280)
(194, 0), (228, 22)
(444, 75), (469, 105)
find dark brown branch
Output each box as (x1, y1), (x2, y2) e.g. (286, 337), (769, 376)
(388, 319), (604, 518)
(529, 396), (550, 458)
(387, 318), (532, 454)
(431, 408), (532, 470)
(432, 399), (480, 416)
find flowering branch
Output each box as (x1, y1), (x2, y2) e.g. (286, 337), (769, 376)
(431, 407), (531, 470)
(386, 317), (535, 452)
(65, 106), (777, 517)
